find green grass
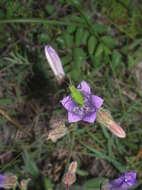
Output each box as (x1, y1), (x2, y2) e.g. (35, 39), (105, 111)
(0, 0), (142, 189)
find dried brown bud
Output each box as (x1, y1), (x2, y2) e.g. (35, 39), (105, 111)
(63, 161), (78, 188)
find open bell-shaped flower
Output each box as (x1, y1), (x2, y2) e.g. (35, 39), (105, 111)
(108, 172), (137, 190)
(61, 81), (104, 123)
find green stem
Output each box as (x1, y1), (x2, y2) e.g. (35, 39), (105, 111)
(0, 18), (76, 26)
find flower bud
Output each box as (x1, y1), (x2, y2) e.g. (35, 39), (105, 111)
(63, 161), (78, 189)
(45, 45), (65, 84)
(20, 178), (31, 190)
(97, 108), (126, 138)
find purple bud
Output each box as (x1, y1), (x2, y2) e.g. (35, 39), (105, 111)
(45, 44), (65, 84)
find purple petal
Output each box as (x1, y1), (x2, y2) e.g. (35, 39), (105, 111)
(60, 96), (76, 112)
(91, 95), (104, 109)
(77, 81), (91, 95)
(109, 172), (137, 190)
(125, 172), (137, 186)
(125, 172), (136, 182)
(0, 175), (7, 188)
(83, 112), (96, 123)
(109, 175), (124, 187)
(68, 112), (81, 123)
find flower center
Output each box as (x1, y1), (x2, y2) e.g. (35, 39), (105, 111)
(72, 96), (96, 118)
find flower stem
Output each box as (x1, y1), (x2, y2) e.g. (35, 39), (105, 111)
(65, 124), (77, 171)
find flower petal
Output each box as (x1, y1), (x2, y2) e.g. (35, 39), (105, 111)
(77, 81), (91, 95)
(109, 172), (137, 190)
(68, 112), (81, 123)
(109, 175), (124, 187)
(0, 175), (6, 188)
(60, 96), (76, 112)
(91, 95), (104, 109)
(125, 172), (136, 186)
(83, 112), (96, 123)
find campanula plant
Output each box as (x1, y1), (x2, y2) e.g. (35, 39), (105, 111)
(45, 44), (126, 138)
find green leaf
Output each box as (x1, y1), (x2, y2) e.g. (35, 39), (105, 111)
(38, 33), (50, 43)
(56, 36), (65, 47)
(62, 55), (72, 66)
(112, 50), (122, 70)
(67, 24), (76, 34)
(0, 98), (13, 105)
(82, 30), (89, 45)
(45, 4), (54, 14)
(129, 38), (142, 50)
(101, 36), (117, 49)
(63, 33), (73, 48)
(76, 168), (88, 176)
(103, 46), (111, 56)
(92, 54), (103, 70)
(71, 68), (82, 81)
(23, 151), (39, 177)
(101, 125), (110, 140)
(88, 36), (97, 55)
(128, 55), (135, 68)
(73, 47), (86, 64)
(75, 27), (84, 46)
(43, 177), (53, 190)
(69, 0), (81, 6)
(93, 24), (107, 34)
(95, 43), (104, 57)
(71, 48), (86, 81)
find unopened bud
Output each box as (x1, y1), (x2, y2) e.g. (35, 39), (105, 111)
(45, 45), (65, 84)
(63, 161), (78, 189)
(97, 108), (126, 138)
(20, 178), (31, 190)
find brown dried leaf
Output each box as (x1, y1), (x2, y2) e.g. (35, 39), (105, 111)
(47, 123), (67, 143)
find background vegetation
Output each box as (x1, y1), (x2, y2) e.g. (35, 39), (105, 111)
(0, 0), (142, 189)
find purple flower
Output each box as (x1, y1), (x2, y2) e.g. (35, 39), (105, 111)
(0, 175), (7, 188)
(109, 172), (137, 190)
(61, 81), (103, 123)
(44, 44), (65, 84)
(0, 174), (17, 189)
